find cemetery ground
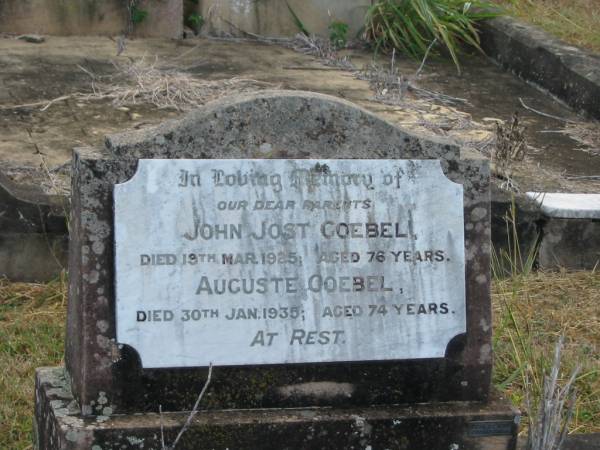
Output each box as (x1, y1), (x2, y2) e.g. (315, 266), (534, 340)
(1, 35), (599, 195)
(1, 270), (599, 448)
(1, 22), (599, 450)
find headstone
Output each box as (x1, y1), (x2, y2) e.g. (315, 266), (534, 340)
(35, 91), (519, 449)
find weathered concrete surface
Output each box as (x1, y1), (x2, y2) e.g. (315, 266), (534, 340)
(538, 218), (600, 270)
(0, 233), (67, 281)
(35, 366), (519, 450)
(0, 0), (183, 38)
(198, 0), (370, 38)
(0, 36), (598, 280)
(0, 170), (67, 281)
(65, 91), (493, 416)
(0, 36), (597, 194)
(481, 16), (600, 120)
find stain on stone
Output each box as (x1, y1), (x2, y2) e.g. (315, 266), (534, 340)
(312, 162), (330, 174)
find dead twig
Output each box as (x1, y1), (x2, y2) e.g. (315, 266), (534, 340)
(0, 96), (77, 111)
(89, 58), (274, 111)
(166, 363), (213, 450)
(40, 95), (75, 112)
(564, 175), (600, 180)
(159, 405), (166, 450)
(415, 38), (437, 78)
(519, 98), (578, 124)
(526, 337), (580, 450)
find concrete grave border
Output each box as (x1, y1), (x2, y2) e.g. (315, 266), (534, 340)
(480, 16), (600, 120)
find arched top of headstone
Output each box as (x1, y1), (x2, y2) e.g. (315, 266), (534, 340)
(105, 90), (459, 161)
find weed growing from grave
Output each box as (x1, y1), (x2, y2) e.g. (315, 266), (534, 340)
(493, 113), (527, 179)
(289, 34), (356, 70)
(491, 197), (538, 279)
(118, 0), (148, 54)
(127, 0), (148, 25)
(131, 5), (148, 24)
(364, 0), (501, 73)
(186, 13), (204, 34)
(329, 20), (349, 49)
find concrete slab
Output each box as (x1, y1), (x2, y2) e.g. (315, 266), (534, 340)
(35, 366), (520, 450)
(0, 35), (599, 196)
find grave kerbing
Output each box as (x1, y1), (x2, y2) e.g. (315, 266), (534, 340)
(35, 90), (519, 449)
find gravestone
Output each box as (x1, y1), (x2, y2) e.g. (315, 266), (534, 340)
(34, 91), (519, 449)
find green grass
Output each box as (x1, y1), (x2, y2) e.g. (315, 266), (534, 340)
(1, 270), (598, 448)
(494, 0), (600, 52)
(0, 275), (66, 450)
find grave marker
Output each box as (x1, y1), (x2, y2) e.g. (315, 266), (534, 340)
(34, 91), (518, 450)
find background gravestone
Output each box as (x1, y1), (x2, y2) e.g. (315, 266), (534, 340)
(35, 91), (518, 450)
(0, 171), (67, 282)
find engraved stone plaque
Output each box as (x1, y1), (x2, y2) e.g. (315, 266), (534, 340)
(114, 159), (465, 368)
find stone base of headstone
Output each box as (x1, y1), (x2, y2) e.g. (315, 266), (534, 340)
(35, 367), (519, 450)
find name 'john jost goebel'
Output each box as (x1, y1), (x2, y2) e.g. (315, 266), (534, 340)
(183, 220), (412, 241)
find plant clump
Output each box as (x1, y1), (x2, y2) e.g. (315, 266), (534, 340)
(364, 0), (500, 72)
(492, 113), (528, 184)
(329, 20), (350, 49)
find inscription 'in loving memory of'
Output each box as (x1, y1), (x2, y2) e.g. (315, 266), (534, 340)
(114, 159), (466, 368)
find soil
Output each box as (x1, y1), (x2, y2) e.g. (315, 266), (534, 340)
(0, 35), (598, 195)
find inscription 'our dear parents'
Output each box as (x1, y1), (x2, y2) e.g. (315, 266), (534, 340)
(180, 165), (414, 241)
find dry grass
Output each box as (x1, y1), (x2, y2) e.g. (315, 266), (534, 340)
(0, 270), (598, 448)
(0, 275), (67, 450)
(3, 57), (274, 113)
(80, 57), (274, 111)
(495, 0), (600, 52)
(288, 33), (356, 70)
(493, 270), (600, 434)
(561, 123), (600, 157)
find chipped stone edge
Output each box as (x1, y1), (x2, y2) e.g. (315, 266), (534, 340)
(526, 192), (600, 219)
